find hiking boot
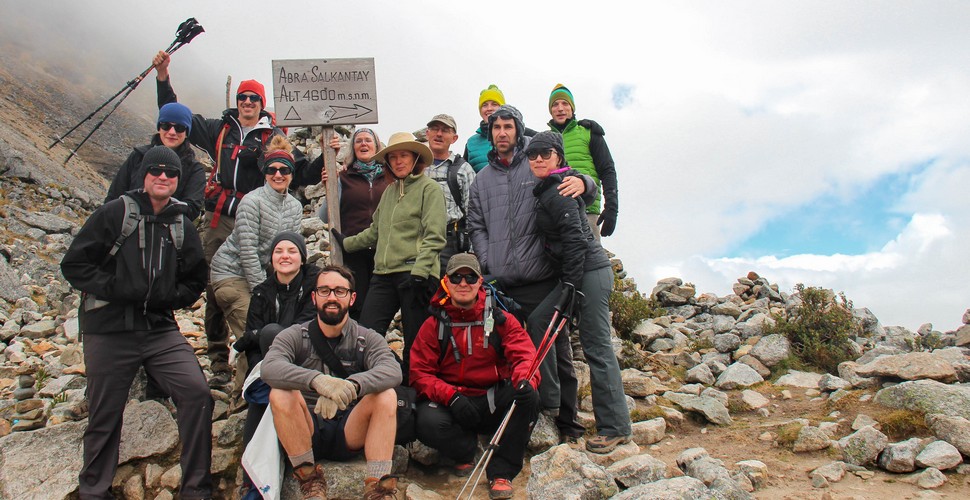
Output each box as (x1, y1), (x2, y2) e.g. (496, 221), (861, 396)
(585, 434), (632, 454)
(363, 475), (399, 500)
(453, 462), (474, 477)
(293, 463), (327, 500)
(207, 371), (231, 389)
(488, 478), (514, 499)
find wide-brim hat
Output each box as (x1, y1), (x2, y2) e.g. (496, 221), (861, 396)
(373, 132), (433, 173)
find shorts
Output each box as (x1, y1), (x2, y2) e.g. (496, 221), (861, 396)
(310, 400), (363, 461)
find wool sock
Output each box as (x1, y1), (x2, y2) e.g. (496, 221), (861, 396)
(288, 449), (315, 469)
(367, 460), (393, 479)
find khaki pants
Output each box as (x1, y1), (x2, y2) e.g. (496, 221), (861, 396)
(211, 276), (251, 395)
(201, 211), (235, 373)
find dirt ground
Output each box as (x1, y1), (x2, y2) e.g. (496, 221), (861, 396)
(397, 386), (970, 499)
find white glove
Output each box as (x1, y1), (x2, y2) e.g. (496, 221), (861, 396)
(310, 374), (357, 409)
(313, 396), (338, 419)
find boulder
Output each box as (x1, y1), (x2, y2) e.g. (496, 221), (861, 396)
(775, 370), (823, 389)
(611, 476), (709, 500)
(685, 363), (715, 385)
(874, 380), (970, 419)
(663, 392), (733, 426)
(925, 413), (970, 456)
(876, 438), (921, 473)
(855, 351), (957, 382)
(734, 460), (768, 489)
(118, 400), (179, 463)
(739, 390), (769, 410)
(838, 425), (889, 466)
(750, 334), (790, 367)
(915, 440), (963, 470)
(792, 426), (832, 453)
(714, 363), (763, 390)
(713, 333), (741, 354)
(631, 417), (666, 445)
(621, 369), (668, 396)
(527, 444), (618, 499)
(0, 419), (86, 499)
(606, 453), (668, 488)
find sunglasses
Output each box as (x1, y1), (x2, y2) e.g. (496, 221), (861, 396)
(527, 149), (555, 161)
(315, 286), (352, 298)
(159, 122), (188, 133)
(265, 166), (293, 176)
(146, 166), (180, 178)
(447, 272), (480, 285)
(236, 93), (262, 103)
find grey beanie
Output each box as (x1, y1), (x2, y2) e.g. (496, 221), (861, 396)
(487, 104), (525, 147)
(270, 231), (307, 264)
(138, 145), (182, 183)
(524, 130), (565, 161)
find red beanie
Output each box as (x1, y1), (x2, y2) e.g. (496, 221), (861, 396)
(236, 80), (267, 106)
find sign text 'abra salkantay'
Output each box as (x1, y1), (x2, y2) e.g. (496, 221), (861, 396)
(271, 58), (378, 127)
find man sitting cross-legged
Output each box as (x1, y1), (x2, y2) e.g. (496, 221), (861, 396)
(260, 265), (402, 500)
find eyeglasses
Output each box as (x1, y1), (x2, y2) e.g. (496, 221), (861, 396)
(159, 122), (188, 133)
(315, 286), (352, 298)
(447, 272), (480, 285)
(146, 166), (180, 178)
(527, 149), (555, 161)
(237, 93), (262, 103)
(265, 166), (293, 176)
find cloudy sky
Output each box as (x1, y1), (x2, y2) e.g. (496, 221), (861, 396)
(8, 1), (970, 331)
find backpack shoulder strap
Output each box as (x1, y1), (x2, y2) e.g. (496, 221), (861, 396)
(104, 194), (142, 265)
(169, 214), (185, 253)
(307, 323), (350, 378)
(446, 157), (465, 216)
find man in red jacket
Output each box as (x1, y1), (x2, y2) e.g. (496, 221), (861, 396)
(409, 253), (540, 500)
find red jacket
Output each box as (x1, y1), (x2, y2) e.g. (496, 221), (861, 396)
(409, 287), (539, 404)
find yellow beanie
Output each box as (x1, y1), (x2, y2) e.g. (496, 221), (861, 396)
(479, 84), (506, 109)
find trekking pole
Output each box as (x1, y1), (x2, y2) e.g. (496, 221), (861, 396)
(50, 18), (204, 164)
(456, 288), (578, 500)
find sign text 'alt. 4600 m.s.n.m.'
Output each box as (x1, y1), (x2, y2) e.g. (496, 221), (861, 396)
(271, 58), (378, 127)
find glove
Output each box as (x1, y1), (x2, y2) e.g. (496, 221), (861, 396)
(513, 379), (539, 406)
(409, 274), (435, 308)
(448, 392), (481, 427)
(313, 396), (338, 419)
(232, 329), (258, 353)
(596, 208), (617, 237)
(310, 374), (357, 409)
(329, 228), (346, 252)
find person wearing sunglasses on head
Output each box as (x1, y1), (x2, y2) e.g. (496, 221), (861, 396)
(409, 253), (540, 500)
(105, 102), (206, 221)
(209, 136), (304, 397)
(61, 145), (213, 499)
(152, 50), (309, 389)
(526, 131), (632, 454)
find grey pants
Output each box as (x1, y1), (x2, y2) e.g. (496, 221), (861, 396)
(578, 266), (632, 436)
(80, 329), (213, 499)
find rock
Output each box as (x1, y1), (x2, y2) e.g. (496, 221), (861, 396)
(606, 453), (668, 488)
(18, 319), (57, 339)
(713, 333), (741, 353)
(925, 413), (970, 456)
(528, 413), (560, 452)
(750, 334), (790, 367)
(0, 419), (86, 499)
(684, 456), (731, 486)
(526, 444), (618, 499)
(631, 417), (666, 445)
(819, 374), (850, 392)
(711, 302), (742, 318)
(915, 440), (963, 470)
(649, 338), (676, 352)
(739, 390), (769, 410)
(216, 412), (247, 447)
(852, 414), (879, 431)
(0, 255), (30, 303)
(916, 467), (947, 489)
(700, 387), (728, 407)
(793, 426), (832, 452)
(685, 363), (715, 385)
(875, 380), (970, 419)
(118, 400), (179, 463)
(633, 322), (668, 346)
(810, 461), (846, 483)
(709, 476), (754, 499)
(621, 369), (667, 396)
(123, 474), (144, 499)
(583, 440), (640, 467)
(955, 325), (970, 347)
(714, 363), (763, 390)
(405, 483), (444, 500)
(663, 392), (733, 425)
(838, 361), (878, 389)
(611, 476), (709, 500)
(775, 370), (824, 389)
(159, 465), (181, 490)
(735, 460), (768, 489)
(736, 354), (771, 378)
(838, 426), (889, 466)
(676, 447), (710, 470)
(855, 352), (958, 382)
(877, 438), (921, 473)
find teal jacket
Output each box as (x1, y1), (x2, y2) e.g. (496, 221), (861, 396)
(463, 123), (491, 173)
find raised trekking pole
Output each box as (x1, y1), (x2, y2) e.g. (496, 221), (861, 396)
(50, 18), (204, 164)
(456, 286), (579, 500)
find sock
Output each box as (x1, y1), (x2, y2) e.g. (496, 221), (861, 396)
(367, 460), (393, 479)
(288, 449), (315, 468)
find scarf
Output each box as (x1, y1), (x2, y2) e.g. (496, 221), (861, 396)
(351, 160), (383, 183)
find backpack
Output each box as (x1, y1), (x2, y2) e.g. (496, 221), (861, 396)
(445, 156), (471, 253)
(203, 120), (276, 228)
(431, 286), (507, 365)
(104, 194), (184, 266)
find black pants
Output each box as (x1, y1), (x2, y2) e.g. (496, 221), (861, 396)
(344, 248), (377, 322)
(505, 278), (584, 437)
(80, 330), (213, 499)
(358, 271), (430, 384)
(415, 383), (538, 481)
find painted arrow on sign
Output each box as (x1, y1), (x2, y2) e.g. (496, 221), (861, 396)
(328, 104), (374, 121)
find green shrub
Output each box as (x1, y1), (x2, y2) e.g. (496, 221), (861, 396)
(610, 276), (665, 341)
(765, 284), (863, 374)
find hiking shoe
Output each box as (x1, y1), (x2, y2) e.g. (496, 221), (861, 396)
(293, 463), (327, 500)
(363, 475), (399, 500)
(585, 434), (632, 454)
(453, 462), (474, 477)
(207, 371), (231, 389)
(488, 478), (514, 500)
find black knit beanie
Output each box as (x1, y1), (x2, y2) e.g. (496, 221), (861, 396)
(524, 130), (566, 162)
(138, 145), (182, 184)
(270, 231), (307, 264)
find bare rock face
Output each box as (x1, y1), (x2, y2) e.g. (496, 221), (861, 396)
(0, 419), (86, 499)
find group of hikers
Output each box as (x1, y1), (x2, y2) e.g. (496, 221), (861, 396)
(59, 49), (625, 500)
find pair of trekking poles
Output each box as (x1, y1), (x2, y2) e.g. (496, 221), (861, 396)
(456, 284), (581, 500)
(48, 18), (204, 165)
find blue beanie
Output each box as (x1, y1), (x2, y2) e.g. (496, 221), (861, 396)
(157, 103), (193, 134)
